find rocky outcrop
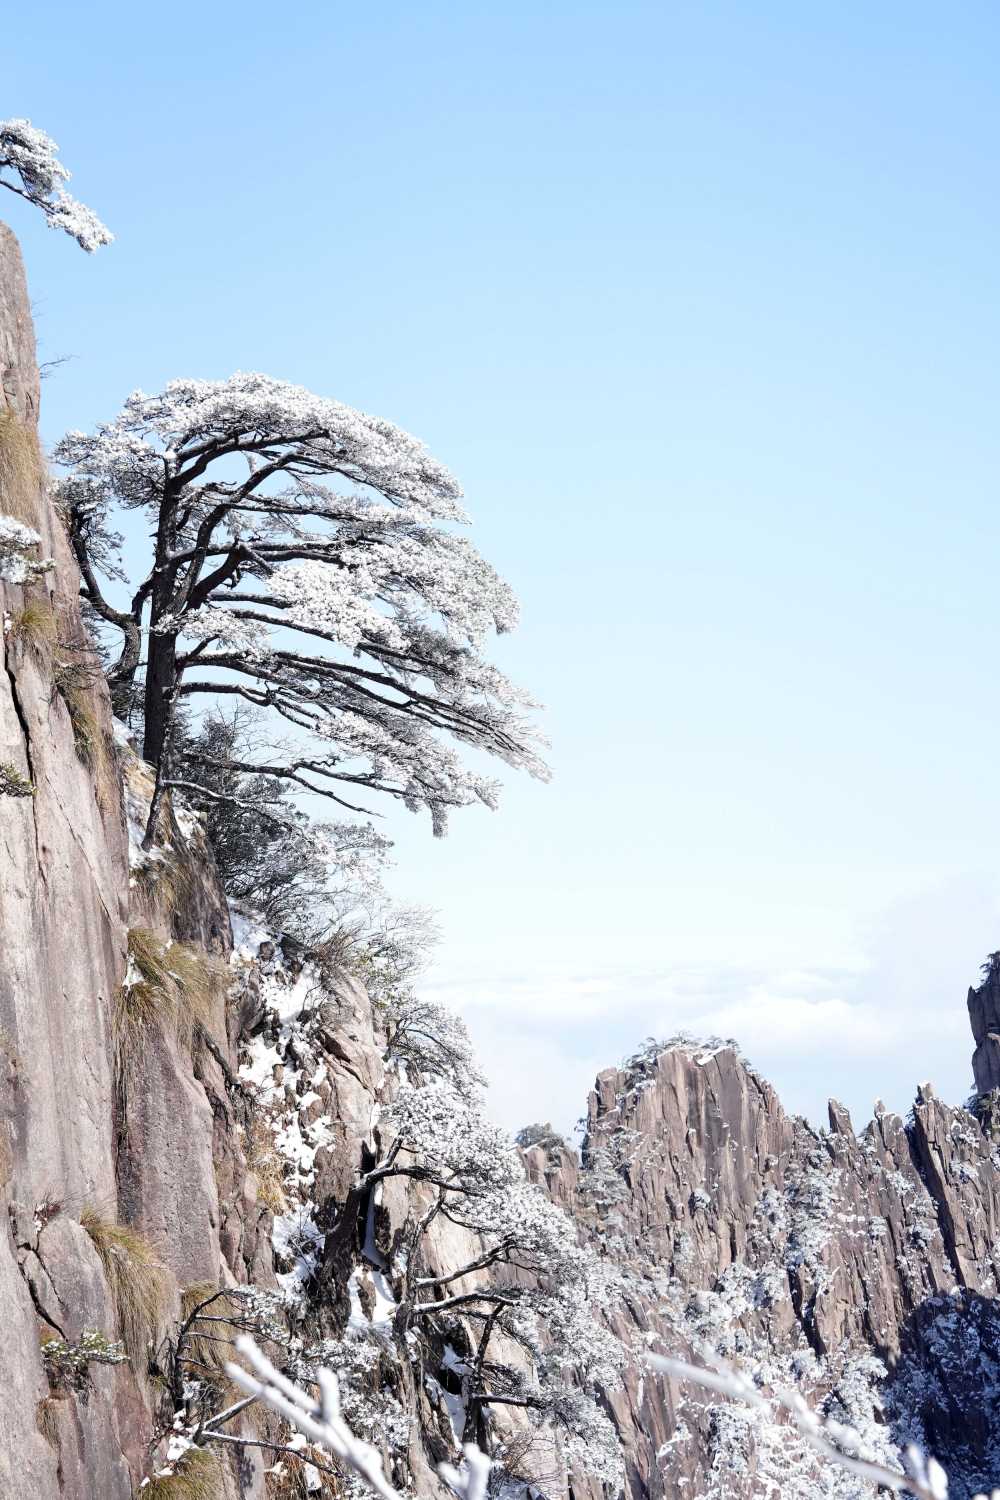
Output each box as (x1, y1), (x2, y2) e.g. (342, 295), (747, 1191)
(969, 955), (1000, 1096)
(525, 1022), (1000, 1500)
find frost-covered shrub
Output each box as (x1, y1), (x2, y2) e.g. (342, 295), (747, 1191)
(0, 516), (53, 584)
(514, 1122), (566, 1152)
(41, 1328), (127, 1383)
(886, 1292), (1000, 1500)
(296, 1330), (412, 1484)
(384, 992), (484, 1096)
(0, 761), (33, 797)
(373, 1078), (627, 1485)
(383, 1081), (520, 1195)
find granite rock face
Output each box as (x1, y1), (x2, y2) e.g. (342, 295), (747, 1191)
(0, 220), (135, 1500)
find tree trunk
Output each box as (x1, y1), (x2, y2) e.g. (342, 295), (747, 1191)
(107, 619), (142, 720)
(143, 629), (176, 766)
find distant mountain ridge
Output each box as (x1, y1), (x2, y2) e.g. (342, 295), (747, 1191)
(525, 997), (1000, 1498)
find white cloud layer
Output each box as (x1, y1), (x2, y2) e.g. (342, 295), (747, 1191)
(426, 875), (1000, 1138)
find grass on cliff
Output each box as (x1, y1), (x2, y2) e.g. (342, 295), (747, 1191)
(6, 600), (56, 658)
(53, 659), (102, 763)
(52, 657), (120, 815)
(0, 408), (43, 527)
(243, 1114), (288, 1214)
(80, 1208), (171, 1363)
(141, 1449), (222, 1500)
(115, 929), (228, 1100)
(131, 851), (194, 917)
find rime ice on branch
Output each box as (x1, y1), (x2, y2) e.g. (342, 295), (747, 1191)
(0, 117), (112, 251)
(56, 373), (548, 845)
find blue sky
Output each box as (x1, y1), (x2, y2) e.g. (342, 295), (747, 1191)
(7, 1), (1000, 1133)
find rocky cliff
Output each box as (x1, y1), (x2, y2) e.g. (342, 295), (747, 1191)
(525, 1003), (1000, 1500)
(1, 218), (139, 1497)
(0, 222), (510, 1499)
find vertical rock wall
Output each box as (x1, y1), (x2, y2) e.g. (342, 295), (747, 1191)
(0, 222), (136, 1496)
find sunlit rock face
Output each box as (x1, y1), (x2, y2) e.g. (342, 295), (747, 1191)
(527, 1018), (1000, 1500)
(0, 219), (136, 1500)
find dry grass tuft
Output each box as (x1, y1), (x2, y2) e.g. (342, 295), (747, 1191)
(7, 600), (56, 657)
(264, 1453), (338, 1498)
(115, 930), (228, 1100)
(53, 660), (101, 764)
(142, 1448), (223, 1499)
(114, 928), (174, 1095)
(52, 658), (120, 812)
(244, 1115), (288, 1214)
(127, 926), (175, 994)
(167, 945), (227, 1043)
(36, 1393), (62, 1447)
(131, 853), (194, 916)
(112, 980), (162, 1104)
(0, 408), (43, 527)
(80, 1208), (170, 1363)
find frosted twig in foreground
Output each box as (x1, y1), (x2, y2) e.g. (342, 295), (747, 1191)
(649, 1354), (951, 1500)
(227, 1336), (492, 1500)
(439, 1445), (494, 1500)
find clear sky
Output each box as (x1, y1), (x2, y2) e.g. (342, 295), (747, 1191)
(7, 1), (1000, 1136)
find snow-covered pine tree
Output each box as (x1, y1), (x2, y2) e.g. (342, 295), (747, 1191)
(56, 373), (548, 845)
(0, 116), (112, 251)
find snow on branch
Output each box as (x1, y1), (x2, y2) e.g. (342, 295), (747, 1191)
(227, 1336), (492, 1500)
(0, 118), (112, 251)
